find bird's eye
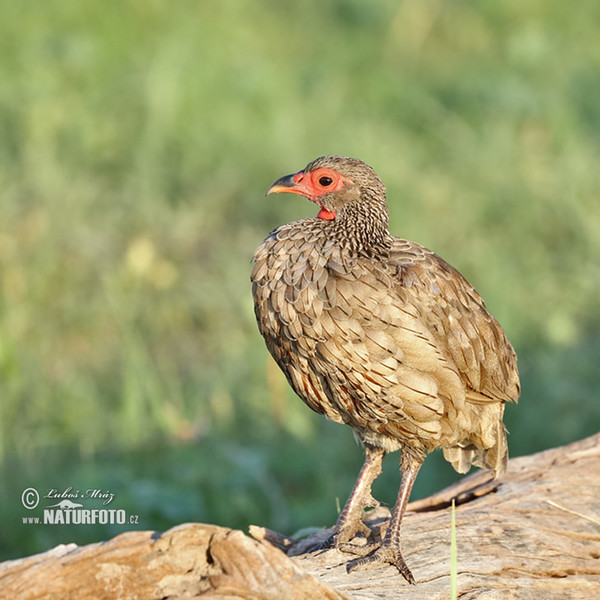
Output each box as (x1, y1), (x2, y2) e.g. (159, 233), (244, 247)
(318, 176), (333, 187)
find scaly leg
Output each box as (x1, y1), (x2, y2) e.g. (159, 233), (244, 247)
(347, 451), (424, 584)
(329, 445), (385, 546)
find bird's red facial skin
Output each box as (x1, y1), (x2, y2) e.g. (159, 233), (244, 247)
(299, 168), (350, 199)
(269, 168), (352, 221)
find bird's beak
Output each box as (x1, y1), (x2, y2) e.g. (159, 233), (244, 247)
(266, 171), (309, 197)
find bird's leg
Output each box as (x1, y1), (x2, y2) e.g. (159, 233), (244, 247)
(328, 445), (385, 547)
(347, 451), (424, 585)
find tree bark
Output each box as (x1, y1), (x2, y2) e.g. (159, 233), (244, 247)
(1, 434), (599, 599)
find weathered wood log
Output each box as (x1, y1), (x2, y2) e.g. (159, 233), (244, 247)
(1, 434), (599, 599)
(0, 524), (351, 600)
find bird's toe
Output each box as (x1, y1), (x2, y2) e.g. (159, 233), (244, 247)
(306, 519), (372, 555)
(346, 544), (415, 584)
(337, 540), (378, 557)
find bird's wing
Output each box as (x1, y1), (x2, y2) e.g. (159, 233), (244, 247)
(386, 238), (520, 405)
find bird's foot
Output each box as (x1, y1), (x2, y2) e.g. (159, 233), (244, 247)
(346, 543), (415, 585)
(308, 517), (372, 554)
(337, 540), (378, 557)
(332, 515), (372, 546)
(312, 495), (382, 553)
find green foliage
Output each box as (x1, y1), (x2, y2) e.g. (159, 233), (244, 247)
(0, 0), (599, 560)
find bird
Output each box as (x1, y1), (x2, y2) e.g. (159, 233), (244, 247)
(251, 156), (520, 583)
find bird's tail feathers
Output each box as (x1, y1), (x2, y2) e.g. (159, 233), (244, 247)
(443, 418), (509, 477)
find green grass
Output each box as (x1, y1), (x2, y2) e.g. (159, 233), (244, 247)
(0, 0), (599, 560)
(451, 499), (458, 599)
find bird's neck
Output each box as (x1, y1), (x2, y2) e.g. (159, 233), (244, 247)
(330, 196), (392, 258)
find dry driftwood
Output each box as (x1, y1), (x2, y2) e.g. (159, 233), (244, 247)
(1, 434), (599, 599)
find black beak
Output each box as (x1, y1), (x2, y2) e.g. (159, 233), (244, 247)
(266, 172), (301, 196)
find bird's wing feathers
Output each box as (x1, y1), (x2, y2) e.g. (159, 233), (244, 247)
(387, 238), (520, 405)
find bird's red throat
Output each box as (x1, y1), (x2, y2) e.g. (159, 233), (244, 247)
(317, 206), (336, 220)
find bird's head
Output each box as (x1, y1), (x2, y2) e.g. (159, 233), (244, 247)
(267, 156), (388, 223)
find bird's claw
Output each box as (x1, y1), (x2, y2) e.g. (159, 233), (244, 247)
(347, 543), (415, 585)
(337, 541), (378, 556)
(335, 518), (372, 544)
(308, 519), (372, 554)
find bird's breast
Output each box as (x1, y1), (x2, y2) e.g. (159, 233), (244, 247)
(251, 225), (454, 437)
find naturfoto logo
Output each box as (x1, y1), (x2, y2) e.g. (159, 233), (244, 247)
(20, 487), (139, 526)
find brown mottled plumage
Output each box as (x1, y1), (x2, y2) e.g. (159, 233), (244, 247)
(251, 156), (520, 583)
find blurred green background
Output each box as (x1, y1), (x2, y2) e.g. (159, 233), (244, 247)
(1, 0), (599, 561)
